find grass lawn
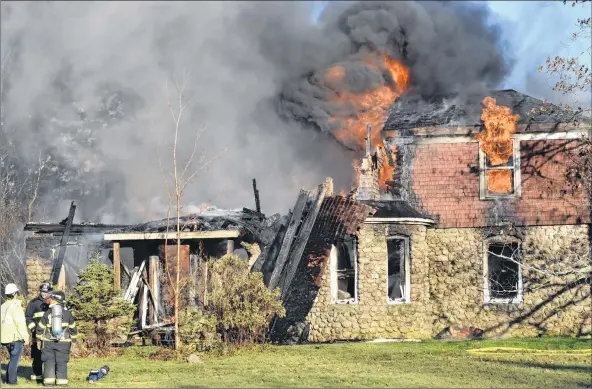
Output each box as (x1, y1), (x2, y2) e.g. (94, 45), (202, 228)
(2, 338), (591, 388)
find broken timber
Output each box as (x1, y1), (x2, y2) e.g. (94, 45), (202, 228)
(50, 202), (76, 286)
(253, 178), (261, 214)
(124, 260), (146, 302)
(103, 230), (240, 241)
(268, 190), (310, 290)
(279, 180), (329, 300)
(251, 214), (289, 273)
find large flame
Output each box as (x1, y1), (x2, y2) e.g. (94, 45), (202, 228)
(477, 96), (520, 194)
(326, 53), (409, 189)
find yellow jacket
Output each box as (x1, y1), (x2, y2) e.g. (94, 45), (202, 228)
(1, 298), (29, 344)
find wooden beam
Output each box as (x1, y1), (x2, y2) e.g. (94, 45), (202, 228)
(113, 242), (121, 292)
(24, 223), (128, 234)
(226, 240), (234, 255)
(279, 180), (329, 300)
(252, 178), (261, 214)
(268, 190), (310, 290)
(124, 261), (146, 302)
(103, 230), (240, 241)
(57, 264), (66, 290)
(50, 202), (76, 285)
(251, 214), (289, 273)
(149, 256), (159, 323)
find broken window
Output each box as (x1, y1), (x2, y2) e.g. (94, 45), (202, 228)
(479, 140), (520, 199)
(387, 236), (410, 303)
(331, 238), (358, 304)
(484, 241), (522, 304)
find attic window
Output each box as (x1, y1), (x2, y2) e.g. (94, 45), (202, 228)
(387, 236), (410, 304)
(330, 238), (358, 304)
(479, 140), (521, 199)
(483, 240), (523, 304)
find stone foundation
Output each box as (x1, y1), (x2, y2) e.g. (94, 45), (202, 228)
(305, 223), (591, 341)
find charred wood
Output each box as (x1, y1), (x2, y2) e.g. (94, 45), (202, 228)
(268, 190), (310, 290)
(279, 179), (330, 300)
(50, 202), (76, 285)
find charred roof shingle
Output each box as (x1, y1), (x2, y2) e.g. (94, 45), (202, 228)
(383, 89), (588, 132)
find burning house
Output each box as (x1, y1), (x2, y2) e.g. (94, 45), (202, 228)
(24, 87), (591, 342)
(257, 89), (591, 342)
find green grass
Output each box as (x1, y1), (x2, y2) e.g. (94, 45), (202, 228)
(3, 338), (591, 388)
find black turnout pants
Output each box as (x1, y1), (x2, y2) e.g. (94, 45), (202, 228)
(31, 339), (43, 377)
(41, 342), (71, 385)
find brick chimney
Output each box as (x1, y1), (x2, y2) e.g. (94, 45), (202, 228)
(355, 124), (383, 201)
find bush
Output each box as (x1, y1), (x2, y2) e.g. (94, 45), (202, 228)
(67, 258), (136, 355)
(207, 255), (285, 346)
(175, 255), (284, 354)
(178, 306), (220, 353)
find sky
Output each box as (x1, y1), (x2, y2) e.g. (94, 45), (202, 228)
(310, 0), (592, 107)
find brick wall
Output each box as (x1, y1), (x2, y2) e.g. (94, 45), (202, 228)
(410, 139), (589, 228)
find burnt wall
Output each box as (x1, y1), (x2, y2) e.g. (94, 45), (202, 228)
(408, 139), (589, 228)
(25, 234), (106, 296)
(270, 196), (373, 342)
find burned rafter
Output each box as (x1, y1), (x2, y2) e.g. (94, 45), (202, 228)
(50, 202), (76, 285)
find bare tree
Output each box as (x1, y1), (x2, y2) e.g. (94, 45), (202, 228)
(158, 69), (224, 350)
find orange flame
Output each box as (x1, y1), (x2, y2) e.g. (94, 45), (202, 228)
(487, 170), (513, 194)
(477, 97), (519, 166)
(326, 53), (409, 189)
(477, 96), (520, 194)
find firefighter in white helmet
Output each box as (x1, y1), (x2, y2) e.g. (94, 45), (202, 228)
(1, 283), (30, 385)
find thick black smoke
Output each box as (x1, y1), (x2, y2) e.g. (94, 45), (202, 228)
(0, 1), (511, 223)
(276, 1), (512, 138)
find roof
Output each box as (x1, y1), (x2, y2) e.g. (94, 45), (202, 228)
(383, 89), (587, 132)
(357, 200), (428, 219)
(24, 207), (275, 242)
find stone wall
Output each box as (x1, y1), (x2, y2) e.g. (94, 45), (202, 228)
(25, 235), (62, 296)
(307, 223), (433, 342)
(430, 224), (591, 337)
(306, 223), (591, 341)
(26, 257), (54, 297)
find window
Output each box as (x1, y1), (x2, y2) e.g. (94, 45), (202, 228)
(387, 236), (410, 303)
(484, 240), (523, 304)
(479, 140), (521, 199)
(330, 238), (358, 304)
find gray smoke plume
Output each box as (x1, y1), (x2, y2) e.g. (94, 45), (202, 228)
(0, 1), (511, 223)
(276, 1), (512, 141)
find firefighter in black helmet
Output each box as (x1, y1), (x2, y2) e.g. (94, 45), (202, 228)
(36, 291), (78, 386)
(25, 280), (52, 382)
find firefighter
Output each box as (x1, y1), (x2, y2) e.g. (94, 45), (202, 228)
(1, 283), (30, 385)
(36, 291), (77, 386)
(25, 280), (52, 382)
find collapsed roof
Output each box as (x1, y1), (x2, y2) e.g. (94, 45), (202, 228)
(383, 89), (587, 132)
(25, 207), (281, 245)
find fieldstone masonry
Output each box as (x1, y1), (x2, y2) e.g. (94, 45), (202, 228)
(306, 223), (591, 341)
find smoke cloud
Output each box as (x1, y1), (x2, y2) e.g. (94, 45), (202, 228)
(0, 1), (511, 223)
(277, 1), (512, 137)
